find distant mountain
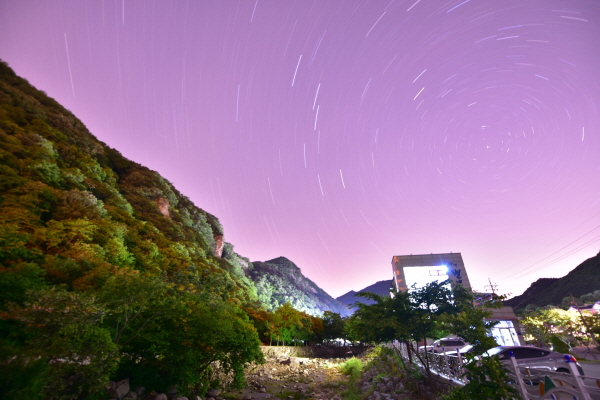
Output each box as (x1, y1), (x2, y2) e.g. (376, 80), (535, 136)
(248, 257), (351, 317)
(336, 279), (394, 312)
(505, 252), (600, 311)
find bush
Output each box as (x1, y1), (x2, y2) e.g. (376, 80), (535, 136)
(340, 357), (363, 379)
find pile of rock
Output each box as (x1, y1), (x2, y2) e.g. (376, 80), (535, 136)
(355, 354), (413, 400)
(105, 378), (213, 400)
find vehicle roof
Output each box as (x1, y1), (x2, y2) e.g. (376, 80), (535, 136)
(493, 345), (548, 351)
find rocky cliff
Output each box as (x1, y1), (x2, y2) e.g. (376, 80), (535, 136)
(248, 257), (351, 317)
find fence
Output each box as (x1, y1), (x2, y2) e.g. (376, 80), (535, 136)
(388, 342), (600, 400)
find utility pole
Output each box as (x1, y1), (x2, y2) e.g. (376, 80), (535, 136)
(484, 278), (498, 294)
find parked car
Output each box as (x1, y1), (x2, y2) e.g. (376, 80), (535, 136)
(445, 344), (476, 357)
(481, 346), (585, 376)
(419, 337), (470, 353)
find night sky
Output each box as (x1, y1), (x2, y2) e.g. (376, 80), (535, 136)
(2, 0), (599, 299)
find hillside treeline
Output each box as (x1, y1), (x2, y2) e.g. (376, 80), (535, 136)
(0, 61), (345, 399)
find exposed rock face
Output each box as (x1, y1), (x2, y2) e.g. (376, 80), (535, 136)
(155, 197), (170, 218)
(249, 257), (350, 316)
(213, 234), (224, 258)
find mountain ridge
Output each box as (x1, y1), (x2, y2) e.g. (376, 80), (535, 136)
(336, 279), (393, 312)
(249, 256), (350, 316)
(504, 252), (600, 311)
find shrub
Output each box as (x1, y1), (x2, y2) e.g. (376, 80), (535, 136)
(340, 357), (363, 379)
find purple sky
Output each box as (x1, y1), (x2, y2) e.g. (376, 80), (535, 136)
(2, 0), (599, 299)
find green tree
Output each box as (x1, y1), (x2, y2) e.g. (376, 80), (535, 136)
(99, 271), (264, 394)
(1, 288), (118, 400)
(270, 302), (314, 345)
(348, 281), (500, 378)
(320, 311), (345, 344)
(519, 307), (581, 347)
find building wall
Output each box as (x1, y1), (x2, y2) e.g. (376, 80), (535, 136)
(391, 253), (472, 291)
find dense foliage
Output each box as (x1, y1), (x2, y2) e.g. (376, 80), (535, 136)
(343, 282), (521, 399)
(0, 60), (269, 399)
(518, 304), (600, 349)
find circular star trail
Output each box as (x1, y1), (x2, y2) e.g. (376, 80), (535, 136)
(1, 0), (599, 297)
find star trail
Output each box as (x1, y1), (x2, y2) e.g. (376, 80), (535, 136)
(1, 0), (599, 298)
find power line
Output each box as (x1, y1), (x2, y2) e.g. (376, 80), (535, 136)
(501, 223), (600, 282)
(500, 210), (600, 280)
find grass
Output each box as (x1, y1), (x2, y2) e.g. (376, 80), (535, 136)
(339, 357), (366, 400)
(339, 357), (364, 379)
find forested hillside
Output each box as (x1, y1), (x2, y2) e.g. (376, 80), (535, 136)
(0, 61), (269, 399)
(249, 257), (350, 316)
(505, 252), (600, 310)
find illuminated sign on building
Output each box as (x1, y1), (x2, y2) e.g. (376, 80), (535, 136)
(391, 253), (471, 292)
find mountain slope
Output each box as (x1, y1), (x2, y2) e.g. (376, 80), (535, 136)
(248, 257), (350, 316)
(0, 59), (347, 317)
(0, 59), (258, 304)
(0, 60), (270, 397)
(505, 252), (600, 310)
(336, 279), (393, 312)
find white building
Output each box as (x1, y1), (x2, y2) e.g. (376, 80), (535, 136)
(391, 252), (523, 346)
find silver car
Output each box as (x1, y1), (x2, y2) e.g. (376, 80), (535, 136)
(483, 346), (585, 376)
(419, 337), (470, 354)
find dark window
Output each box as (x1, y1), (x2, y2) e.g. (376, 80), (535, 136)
(509, 348), (549, 359)
(442, 340), (465, 347)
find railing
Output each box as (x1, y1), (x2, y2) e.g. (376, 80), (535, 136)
(388, 342), (600, 400)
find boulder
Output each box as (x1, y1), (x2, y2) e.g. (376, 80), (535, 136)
(154, 394), (168, 400)
(106, 378), (130, 399)
(206, 388), (220, 397)
(134, 387), (146, 396)
(124, 392), (137, 399)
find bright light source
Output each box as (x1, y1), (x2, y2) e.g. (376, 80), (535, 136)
(404, 266), (449, 290)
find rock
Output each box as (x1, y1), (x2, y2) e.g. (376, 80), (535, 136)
(175, 397), (188, 400)
(259, 387), (267, 393)
(106, 378), (130, 399)
(154, 394), (168, 400)
(134, 387), (145, 396)
(206, 389), (220, 398)
(124, 392), (137, 399)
